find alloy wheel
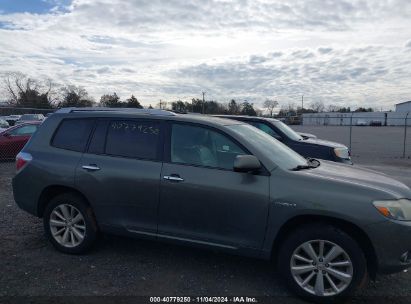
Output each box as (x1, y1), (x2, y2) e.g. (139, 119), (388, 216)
(49, 204), (86, 248)
(290, 239), (353, 297)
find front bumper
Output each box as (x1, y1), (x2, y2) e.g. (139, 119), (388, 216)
(365, 219), (411, 274)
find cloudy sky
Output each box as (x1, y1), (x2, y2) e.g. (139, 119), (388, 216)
(0, 0), (410, 109)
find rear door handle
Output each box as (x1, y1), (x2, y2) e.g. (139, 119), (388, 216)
(163, 175), (184, 182)
(82, 164), (100, 171)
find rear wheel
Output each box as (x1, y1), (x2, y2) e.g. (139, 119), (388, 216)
(43, 192), (98, 254)
(278, 224), (368, 302)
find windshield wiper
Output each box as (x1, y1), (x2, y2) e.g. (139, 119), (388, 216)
(291, 164), (314, 171)
(291, 158), (321, 171)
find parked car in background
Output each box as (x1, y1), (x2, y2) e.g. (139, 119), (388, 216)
(0, 121), (41, 160)
(215, 115), (352, 164)
(297, 132), (317, 139)
(12, 108), (411, 302)
(4, 115), (21, 126)
(370, 120), (383, 126)
(0, 118), (9, 131)
(16, 114), (45, 125)
(356, 119), (368, 126)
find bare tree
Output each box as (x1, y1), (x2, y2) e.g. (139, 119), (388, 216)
(327, 104), (341, 112)
(263, 99), (279, 117)
(2, 72), (57, 108)
(310, 101), (325, 113)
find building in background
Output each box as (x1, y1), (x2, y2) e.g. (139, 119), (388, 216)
(395, 101), (411, 113)
(302, 100), (410, 126)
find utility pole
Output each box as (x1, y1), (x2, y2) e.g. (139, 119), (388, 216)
(301, 95), (304, 112)
(159, 99), (162, 109)
(202, 91), (206, 114)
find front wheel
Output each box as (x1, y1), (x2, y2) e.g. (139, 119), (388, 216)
(43, 192), (98, 254)
(278, 224), (368, 302)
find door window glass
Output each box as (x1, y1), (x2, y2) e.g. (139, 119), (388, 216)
(249, 122), (281, 139)
(171, 124), (246, 170)
(105, 120), (160, 159)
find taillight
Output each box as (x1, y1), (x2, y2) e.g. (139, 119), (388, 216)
(16, 152), (32, 172)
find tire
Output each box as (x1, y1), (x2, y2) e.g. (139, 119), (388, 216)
(278, 224), (368, 303)
(43, 192), (98, 254)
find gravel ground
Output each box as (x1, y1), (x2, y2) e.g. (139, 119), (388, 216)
(1, 152), (411, 303)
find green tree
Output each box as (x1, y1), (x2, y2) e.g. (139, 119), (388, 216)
(228, 99), (240, 114)
(59, 85), (93, 107)
(126, 95), (143, 108)
(171, 100), (187, 112)
(240, 102), (257, 116)
(100, 92), (122, 107)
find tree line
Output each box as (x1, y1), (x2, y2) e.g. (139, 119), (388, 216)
(1, 72), (373, 115)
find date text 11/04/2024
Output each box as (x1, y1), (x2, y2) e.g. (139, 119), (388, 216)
(149, 297), (258, 303)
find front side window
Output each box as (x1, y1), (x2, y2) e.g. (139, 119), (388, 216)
(52, 119), (94, 152)
(10, 124), (38, 136)
(270, 120), (302, 141)
(171, 124), (246, 170)
(105, 120), (160, 159)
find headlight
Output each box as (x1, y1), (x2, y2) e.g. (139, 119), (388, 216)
(334, 147), (350, 159)
(373, 199), (411, 221)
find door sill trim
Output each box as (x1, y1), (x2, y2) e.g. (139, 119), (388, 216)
(127, 228), (238, 250)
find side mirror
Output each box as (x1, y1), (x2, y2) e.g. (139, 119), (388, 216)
(233, 155), (261, 173)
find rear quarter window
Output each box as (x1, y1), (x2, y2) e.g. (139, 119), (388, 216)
(52, 119), (95, 152)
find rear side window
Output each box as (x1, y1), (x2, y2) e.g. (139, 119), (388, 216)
(52, 119), (95, 152)
(105, 120), (160, 160)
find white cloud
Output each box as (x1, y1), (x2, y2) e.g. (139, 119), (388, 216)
(0, 0), (410, 109)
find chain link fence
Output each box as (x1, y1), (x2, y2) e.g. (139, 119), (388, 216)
(291, 112), (411, 162)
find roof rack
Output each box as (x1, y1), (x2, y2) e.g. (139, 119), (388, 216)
(55, 107), (176, 116)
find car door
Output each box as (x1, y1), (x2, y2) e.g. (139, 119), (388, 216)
(158, 122), (270, 249)
(76, 118), (163, 234)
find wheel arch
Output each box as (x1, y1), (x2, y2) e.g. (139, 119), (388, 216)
(271, 214), (378, 279)
(37, 185), (92, 218)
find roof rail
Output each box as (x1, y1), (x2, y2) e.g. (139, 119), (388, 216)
(55, 107), (176, 116)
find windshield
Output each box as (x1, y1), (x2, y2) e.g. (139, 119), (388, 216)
(269, 119), (303, 141)
(227, 124), (308, 170)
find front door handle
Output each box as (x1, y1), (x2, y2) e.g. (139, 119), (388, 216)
(163, 175), (184, 182)
(82, 164), (100, 171)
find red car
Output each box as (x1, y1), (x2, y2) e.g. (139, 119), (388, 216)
(0, 122), (41, 160)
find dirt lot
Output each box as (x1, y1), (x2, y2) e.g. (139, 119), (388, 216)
(1, 145), (411, 303)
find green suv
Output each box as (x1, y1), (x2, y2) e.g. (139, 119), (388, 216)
(13, 108), (411, 302)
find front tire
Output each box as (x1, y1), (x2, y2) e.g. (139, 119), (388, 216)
(278, 224), (368, 303)
(43, 192), (98, 254)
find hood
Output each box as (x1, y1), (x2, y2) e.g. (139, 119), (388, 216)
(303, 161), (411, 198)
(303, 138), (346, 149)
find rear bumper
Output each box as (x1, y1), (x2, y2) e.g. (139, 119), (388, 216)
(365, 220), (411, 274)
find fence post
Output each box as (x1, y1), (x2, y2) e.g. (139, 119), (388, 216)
(349, 113), (353, 153)
(404, 112), (410, 158)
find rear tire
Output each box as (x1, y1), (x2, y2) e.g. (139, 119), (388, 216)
(278, 224), (368, 303)
(43, 192), (98, 254)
